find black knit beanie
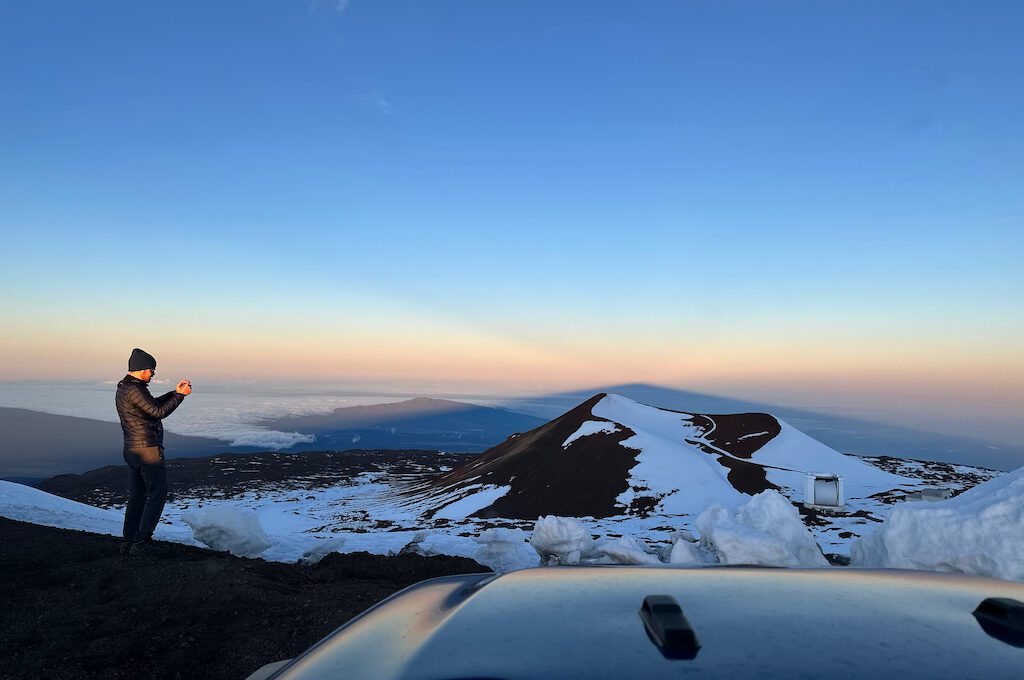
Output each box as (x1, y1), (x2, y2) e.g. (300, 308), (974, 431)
(128, 348), (157, 372)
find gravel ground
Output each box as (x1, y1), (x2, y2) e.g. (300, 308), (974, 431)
(0, 517), (489, 679)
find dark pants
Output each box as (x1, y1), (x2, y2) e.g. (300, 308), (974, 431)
(122, 446), (167, 543)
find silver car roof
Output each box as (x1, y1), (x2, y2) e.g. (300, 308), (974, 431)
(273, 566), (1024, 679)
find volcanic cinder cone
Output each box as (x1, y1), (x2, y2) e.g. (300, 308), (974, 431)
(424, 393), (908, 520)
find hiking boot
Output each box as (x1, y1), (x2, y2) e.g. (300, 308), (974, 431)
(119, 541), (132, 556)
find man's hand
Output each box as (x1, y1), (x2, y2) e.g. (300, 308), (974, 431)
(176, 379), (193, 396)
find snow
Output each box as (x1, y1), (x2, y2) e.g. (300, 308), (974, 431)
(852, 466), (1024, 580)
(668, 538), (702, 565)
(300, 536), (347, 564)
(592, 394), (747, 514)
(696, 491), (828, 567)
(756, 418), (913, 493)
(670, 528), (697, 543)
(529, 515), (595, 565)
(416, 532), (479, 559)
(473, 528), (538, 573)
(433, 484), (511, 520)
(1, 480), (124, 535)
(182, 506), (273, 557)
(597, 534), (662, 565)
(0, 480), (193, 544)
(562, 420), (621, 448)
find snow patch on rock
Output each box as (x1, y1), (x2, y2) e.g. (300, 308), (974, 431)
(562, 420), (621, 448)
(434, 484), (511, 520)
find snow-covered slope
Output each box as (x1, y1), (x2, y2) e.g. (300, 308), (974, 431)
(425, 393), (914, 520)
(0, 480), (192, 544)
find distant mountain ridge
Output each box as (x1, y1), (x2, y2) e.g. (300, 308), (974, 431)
(259, 397), (545, 454)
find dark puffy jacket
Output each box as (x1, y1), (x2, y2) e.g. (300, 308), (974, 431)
(115, 375), (186, 448)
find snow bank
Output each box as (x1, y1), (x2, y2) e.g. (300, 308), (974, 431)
(396, 530), (430, 555)
(182, 506), (272, 557)
(1, 480), (124, 535)
(597, 534), (662, 565)
(393, 531), (483, 564)
(530, 515), (594, 565)
(529, 494), (829, 569)
(474, 528), (538, 573)
(696, 490), (828, 567)
(0, 480), (193, 543)
(669, 538), (702, 565)
(300, 536), (347, 564)
(852, 466), (1024, 581)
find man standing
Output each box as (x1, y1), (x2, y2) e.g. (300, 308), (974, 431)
(115, 348), (192, 556)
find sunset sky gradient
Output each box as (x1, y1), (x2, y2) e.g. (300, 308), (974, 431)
(1, 2), (1021, 443)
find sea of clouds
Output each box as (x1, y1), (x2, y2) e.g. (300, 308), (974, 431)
(0, 381), (539, 450)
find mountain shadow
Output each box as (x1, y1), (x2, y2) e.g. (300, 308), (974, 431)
(260, 397), (546, 455)
(523, 384), (1020, 471)
(0, 407), (263, 480)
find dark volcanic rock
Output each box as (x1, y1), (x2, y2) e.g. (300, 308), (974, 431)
(431, 394), (642, 520)
(315, 550), (486, 584)
(0, 517), (489, 680)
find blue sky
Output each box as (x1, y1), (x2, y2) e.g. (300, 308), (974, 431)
(1, 1), (1021, 442)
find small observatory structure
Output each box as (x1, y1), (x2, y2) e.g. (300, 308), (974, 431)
(804, 473), (844, 512)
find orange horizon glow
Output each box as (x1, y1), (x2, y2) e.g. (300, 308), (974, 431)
(2, 304), (1021, 450)
(3, 330), (1020, 400)
(2, 333), (1022, 448)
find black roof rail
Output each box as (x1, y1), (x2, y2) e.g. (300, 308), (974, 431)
(639, 595), (701, 660)
(973, 597), (1024, 648)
